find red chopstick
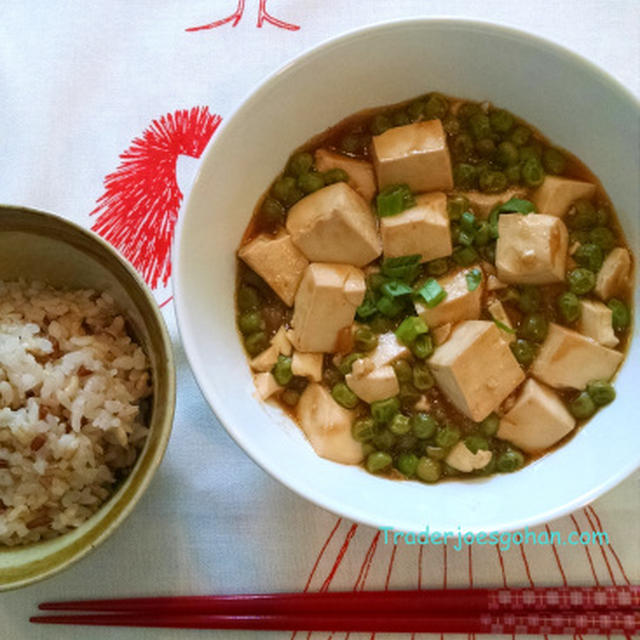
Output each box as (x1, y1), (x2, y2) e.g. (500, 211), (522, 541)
(38, 586), (640, 614)
(30, 610), (640, 634)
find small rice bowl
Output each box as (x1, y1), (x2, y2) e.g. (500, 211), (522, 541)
(0, 280), (151, 546)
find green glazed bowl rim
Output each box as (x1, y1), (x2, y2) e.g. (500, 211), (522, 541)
(0, 205), (176, 591)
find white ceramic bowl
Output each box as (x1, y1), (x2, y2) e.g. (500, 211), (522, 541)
(175, 19), (639, 533)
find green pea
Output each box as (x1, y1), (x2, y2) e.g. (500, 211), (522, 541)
(352, 417), (376, 442)
(464, 435), (489, 454)
(237, 285), (260, 312)
(474, 222), (492, 247)
(518, 285), (541, 313)
(427, 258), (449, 276)
(407, 99), (425, 121)
(369, 315), (395, 334)
(424, 93), (448, 119)
(608, 299), (630, 331)
(505, 164), (521, 184)
(458, 102), (482, 121)
(331, 382), (359, 409)
(366, 451), (392, 474)
(570, 230), (591, 245)
(452, 133), (474, 160)
(519, 145), (541, 164)
(510, 338), (537, 366)
(340, 133), (367, 155)
(395, 433), (418, 451)
(568, 268), (596, 295)
(260, 197), (286, 225)
(396, 453), (419, 477)
(479, 413), (500, 437)
(287, 152), (314, 177)
(435, 424), (460, 448)
(271, 355), (293, 386)
(370, 113), (392, 135)
(372, 429), (396, 451)
(469, 113), (491, 140)
(569, 391), (596, 419)
(271, 176), (302, 206)
(574, 243), (604, 272)
(297, 172), (325, 194)
(338, 352), (364, 375)
(238, 310), (265, 334)
(416, 457), (442, 483)
(589, 227), (616, 252)
(442, 115), (461, 135)
(371, 397), (400, 424)
(323, 168), (349, 185)
(521, 157), (545, 187)
(586, 379), (616, 406)
(496, 448), (524, 472)
(354, 327), (378, 352)
(479, 169), (508, 193)
(476, 138), (496, 157)
(425, 446), (447, 460)
(509, 126), (531, 146)
(244, 331), (269, 356)
(398, 383), (422, 412)
(557, 292), (581, 323)
(361, 443), (376, 457)
(495, 141), (519, 167)
(542, 148), (566, 175)
(391, 109), (410, 127)
(489, 109), (514, 133)
(392, 359), (413, 384)
(519, 313), (549, 343)
(411, 334), (434, 360)
(413, 362), (435, 390)
(453, 163), (477, 189)
(323, 366), (342, 388)
(390, 413), (411, 436)
(411, 413), (438, 439)
(569, 200), (597, 230)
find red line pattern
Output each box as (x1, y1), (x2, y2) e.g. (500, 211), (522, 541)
(570, 514), (600, 585)
(91, 107), (221, 290)
(186, 0), (299, 32)
(589, 505), (631, 585)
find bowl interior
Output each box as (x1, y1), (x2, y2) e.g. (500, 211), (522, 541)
(176, 19), (639, 534)
(0, 207), (175, 590)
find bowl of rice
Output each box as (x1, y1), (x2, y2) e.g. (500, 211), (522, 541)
(0, 205), (175, 590)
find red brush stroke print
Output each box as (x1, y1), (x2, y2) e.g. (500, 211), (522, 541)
(91, 107), (221, 290)
(186, 0), (299, 32)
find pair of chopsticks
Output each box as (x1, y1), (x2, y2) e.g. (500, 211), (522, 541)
(32, 586), (639, 635)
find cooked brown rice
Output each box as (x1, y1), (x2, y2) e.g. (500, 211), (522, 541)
(0, 280), (151, 546)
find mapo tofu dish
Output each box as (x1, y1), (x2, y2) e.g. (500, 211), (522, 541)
(235, 92), (633, 483)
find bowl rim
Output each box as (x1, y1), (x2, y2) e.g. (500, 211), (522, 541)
(174, 17), (639, 534)
(0, 204), (176, 591)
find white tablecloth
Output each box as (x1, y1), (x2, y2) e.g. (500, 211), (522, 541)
(1, 2), (639, 638)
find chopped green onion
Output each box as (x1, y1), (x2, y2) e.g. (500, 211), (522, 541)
(497, 197), (536, 214)
(376, 184), (416, 217)
(381, 280), (413, 298)
(465, 268), (483, 291)
(458, 229), (475, 247)
(417, 279), (447, 308)
(356, 291), (378, 319)
(376, 295), (404, 318)
(493, 318), (516, 334)
(380, 254), (422, 283)
(460, 211), (476, 233)
(395, 316), (429, 346)
(452, 246), (479, 266)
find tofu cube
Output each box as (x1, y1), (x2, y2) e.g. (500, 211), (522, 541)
(315, 149), (376, 202)
(432, 323), (452, 346)
(497, 379), (576, 453)
(428, 321), (525, 421)
(415, 267), (483, 328)
(286, 182), (381, 267)
(290, 263), (366, 353)
(532, 176), (597, 217)
(496, 213), (568, 284)
(297, 383), (363, 464)
(372, 120), (453, 193)
(595, 247), (631, 301)
(369, 332), (411, 368)
(346, 363), (399, 403)
(446, 442), (492, 473)
(577, 299), (619, 348)
(531, 323), (623, 389)
(253, 372), (282, 400)
(380, 192), (452, 262)
(487, 298), (515, 343)
(456, 187), (527, 219)
(238, 232), (308, 306)
(291, 351), (324, 382)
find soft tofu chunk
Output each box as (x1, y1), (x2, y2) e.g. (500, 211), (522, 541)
(253, 372), (282, 400)
(238, 232), (308, 306)
(496, 213), (568, 284)
(372, 120), (453, 193)
(315, 149), (376, 202)
(456, 187), (527, 219)
(271, 326), (292, 356)
(446, 442), (493, 473)
(487, 298), (515, 343)
(497, 379), (576, 453)
(595, 248), (631, 301)
(487, 274), (507, 291)
(250, 327), (292, 372)
(415, 267), (483, 328)
(532, 176), (597, 217)
(428, 321), (525, 421)
(531, 323), (623, 389)
(577, 299), (619, 348)
(346, 363), (399, 403)
(380, 192), (452, 262)
(290, 263), (366, 353)
(291, 351), (323, 382)
(369, 332), (411, 368)
(286, 182), (381, 266)
(297, 383), (363, 464)
(432, 323), (452, 346)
